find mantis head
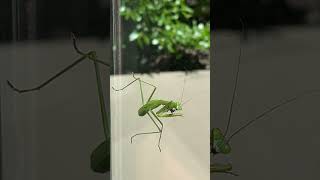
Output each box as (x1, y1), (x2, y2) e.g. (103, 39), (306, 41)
(157, 75), (188, 117)
(168, 101), (182, 113)
(211, 128), (231, 155)
(156, 101), (183, 117)
(173, 101), (182, 111)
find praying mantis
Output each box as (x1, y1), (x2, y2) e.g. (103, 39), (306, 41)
(7, 33), (111, 173)
(112, 73), (185, 152)
(211, 20), (320, 176)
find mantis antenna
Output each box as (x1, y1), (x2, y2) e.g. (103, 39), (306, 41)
(227, 89), (320, 143)
(223, 17), (245, 137)
(182, 98), (192, 106)
(179, 75), (187, 104)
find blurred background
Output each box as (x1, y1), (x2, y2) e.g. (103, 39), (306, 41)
(212, 0), (320, 180)
(0, 1), (112, 180)
(1, 0), (320, 41)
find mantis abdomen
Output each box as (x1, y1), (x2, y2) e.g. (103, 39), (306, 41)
(138, 99), (169, 116)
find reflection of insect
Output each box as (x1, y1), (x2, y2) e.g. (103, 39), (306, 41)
(112, 73), (186, 152)
(211, 20), (320, 176)
(211, 81), (320, 177)
(7, 33), (111, 173)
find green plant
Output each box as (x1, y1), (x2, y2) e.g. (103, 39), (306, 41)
(121, 0), (210, 67)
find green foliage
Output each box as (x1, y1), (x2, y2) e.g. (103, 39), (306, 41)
(120, 0), (210, 55)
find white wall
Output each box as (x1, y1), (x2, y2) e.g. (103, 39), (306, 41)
(111, 71), (210, 180)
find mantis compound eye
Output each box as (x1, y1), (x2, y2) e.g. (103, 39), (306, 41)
(170, 108), (177, 113)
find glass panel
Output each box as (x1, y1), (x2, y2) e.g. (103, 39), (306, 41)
(111, 0), (210, 180)
(1, 1), (111, 180)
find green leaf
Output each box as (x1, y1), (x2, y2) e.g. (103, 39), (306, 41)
(121, 0), (210, 55)
(152, 39), (159, 45)
(90, 139), (110, 173)
(129, 32), (140, 41)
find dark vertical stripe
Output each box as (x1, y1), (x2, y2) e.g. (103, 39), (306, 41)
(0, 87), (2, 180)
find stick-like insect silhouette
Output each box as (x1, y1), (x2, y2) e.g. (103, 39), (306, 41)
(211, 19), (320, 176)
(112, 74), (186, 152)
(7, 33), (111, 173)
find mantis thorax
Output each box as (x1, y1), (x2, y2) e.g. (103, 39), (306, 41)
(88, 51), (97, 59)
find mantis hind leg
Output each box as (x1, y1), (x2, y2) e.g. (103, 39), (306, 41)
(130, 112), (162, 151)
(151, 111), (164, 152)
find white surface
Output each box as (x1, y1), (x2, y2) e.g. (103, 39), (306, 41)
(111, 71), (210, 180)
